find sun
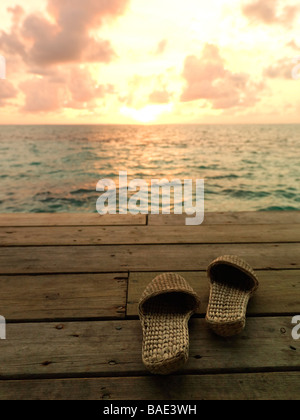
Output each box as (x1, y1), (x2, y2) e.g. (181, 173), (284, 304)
(120, 104), (173, 123)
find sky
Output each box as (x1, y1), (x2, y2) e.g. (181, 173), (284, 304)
(0, 0), (299, 124)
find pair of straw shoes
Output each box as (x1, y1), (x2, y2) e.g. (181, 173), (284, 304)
(138, 255), (259, 375)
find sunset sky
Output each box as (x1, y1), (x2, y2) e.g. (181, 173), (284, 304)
(0, 0), (299, 124)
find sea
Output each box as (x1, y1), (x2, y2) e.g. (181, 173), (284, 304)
(0, 124), (299, 213)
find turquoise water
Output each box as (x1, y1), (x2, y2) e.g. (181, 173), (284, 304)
(0, 124), (299, 213)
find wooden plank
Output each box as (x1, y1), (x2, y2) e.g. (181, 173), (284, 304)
(148, 211), (300, 225)
(1, 211), (300, 227)
(0, 372), (299, 400)
(0, 243), (299, 274)
(0, 273), (127, 321)
(127, 270), (300, 317)
(1, 224), (299, 246)
(0, 213), (146, 227)
(0, 317), (298, 379)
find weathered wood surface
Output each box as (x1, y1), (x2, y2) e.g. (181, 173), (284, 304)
(0, 212), (299, 401)
(0, 372), (299, 400)
(127, 270), (300, 317)
(0, 318), (298, 379)
(0, 243), (299, 274)
(148, 211), (300, 225)
(0, 213), (146, 226)
(0, 273), (127, 321)
(1, 211), (299, 227)
(1, 223), (299, 246)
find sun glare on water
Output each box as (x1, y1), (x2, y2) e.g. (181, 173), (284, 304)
(120, 104), (173, 123)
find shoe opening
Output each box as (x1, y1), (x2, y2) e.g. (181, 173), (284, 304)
(209, 264), (256, 292)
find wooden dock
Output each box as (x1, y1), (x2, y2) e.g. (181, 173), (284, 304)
(0, 211), (299, 400)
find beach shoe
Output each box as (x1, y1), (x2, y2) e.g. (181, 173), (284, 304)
(206, 255), (259, 337)
(138, 273), (200, 375)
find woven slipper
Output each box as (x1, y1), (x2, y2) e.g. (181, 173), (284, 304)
(138, 273), (200, 375)
(206, 255), (259, 337)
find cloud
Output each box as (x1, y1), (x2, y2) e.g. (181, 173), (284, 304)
(120, 70), (174, 109)
(264, 57), (298, 80)
(0, 0), (130, 68)
(242, 0), (300, 26)
(181, 43), (264, 109)
(148, 89), (171, 104)
(286, 39), (300, 50)
(0, 7), (27, 61)
(47, 0), (129, 29)
(20, 77), (64, 112)
(242, 0), (276, 24)
(7, 5), (24, 26)
(0, 1), (129, 114)
(20, 12), (115, 66)
(65, 67), (115, 109)
(20, 67), (115, 113)
(0, 80), (18, 107)
(153, 39), (168, 55)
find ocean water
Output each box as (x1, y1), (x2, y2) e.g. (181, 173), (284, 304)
(0, 124), (299, 213)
